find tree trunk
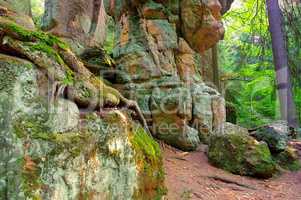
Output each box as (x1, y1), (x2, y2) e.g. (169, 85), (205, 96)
(219, 0), (234, 14)
(266, 0), (299, 127)
(212, 44), (221, 91)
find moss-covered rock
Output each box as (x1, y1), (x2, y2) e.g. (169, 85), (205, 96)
(208, 126), (277, 178)
(131, 126), (166, 200)
(0, 50), (165, 199)
(275, 146), (301, 171)
(251, 121), (289, 153)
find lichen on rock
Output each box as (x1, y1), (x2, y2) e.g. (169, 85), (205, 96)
(0, 4), (165, 199)
(208, 123), (277, 178)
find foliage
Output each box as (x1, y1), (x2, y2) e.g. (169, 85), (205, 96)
(31, 0), (44, 27)
(220, 0), (301, 128)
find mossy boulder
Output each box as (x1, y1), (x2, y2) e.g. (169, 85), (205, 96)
(0, 51), (165, 199)
(275, 146), (301, 171)
(251, 121), (289, 153)
(208, 125), (277, 178)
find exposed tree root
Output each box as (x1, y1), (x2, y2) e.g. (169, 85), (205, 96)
(207, 175), (257, 190)
(0, 17), (151, 135)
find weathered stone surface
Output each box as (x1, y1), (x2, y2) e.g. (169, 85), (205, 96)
(40, 0), (229, 152)
(0, 0), (31, 16)
(275, 146), (301, 171)
(0, 0), (35, 30)
(47, 98), (80, 133)
(175, 38), (202, 83)
(107, 0), (227, 150)
(181, 0), (224, 53)
(191, 83), (225, 143)
(251, 121), (290, 153)
(224, 122), (249, 135)
(150, 84), (200, 151)
(42, 0), (107, 53)
(0, 52), (165, 199)
(208, 124), (277, 178)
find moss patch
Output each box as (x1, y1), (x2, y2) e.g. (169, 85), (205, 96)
(0, 17), (68, 49)
(275, 146), (301, 171)
(131, 126), (166, 200)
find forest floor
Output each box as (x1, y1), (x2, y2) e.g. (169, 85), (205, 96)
(162, 140), (301, 200)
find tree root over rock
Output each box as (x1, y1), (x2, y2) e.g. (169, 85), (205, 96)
(0, 17), (150, 134)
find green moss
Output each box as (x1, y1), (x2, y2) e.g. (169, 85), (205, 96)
(29, 42), (65, 65)
(131, 127), (161, 161)
(27, 42), (74, 85)
(0, 17), (69, 50)
(13, 113), (90, 158)
(208, 133), (277, 178)
(246, 142), (277, 178)
(0, 18), (75, 85)
(131, 126), (166, 200)
(62, 69), (75, 85)
(275, 147), (301, 171)
(20, 155), (42, 200)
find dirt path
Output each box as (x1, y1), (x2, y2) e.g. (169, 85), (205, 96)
(163, 141), (301, 200)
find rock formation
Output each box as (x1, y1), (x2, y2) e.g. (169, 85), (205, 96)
(42, 0), (232, 151)
(0, 3), (165, 199)
(103, 0), (229, 150)
(42, 0), (107, 54)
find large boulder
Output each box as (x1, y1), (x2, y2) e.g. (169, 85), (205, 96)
(275, 146), (301, 171)
(0, 48), (165, 199)
(208, 123), (277, 178)
(251, 121), (290, 153)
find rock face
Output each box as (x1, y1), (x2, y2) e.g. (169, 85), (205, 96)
(0, 3), (165, 199)
(0, 53), (165, 200)
(40, 0), (236, 151)
(42, 0), (107, 53)
(0, 0), (35, 30)
(208, 123), (277, 178)
(104, 0), (230, 151)
(41, 0), (235, 150)
(0, 0), (32, 16)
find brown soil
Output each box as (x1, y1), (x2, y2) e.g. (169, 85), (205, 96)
(162, 141), (301, 200)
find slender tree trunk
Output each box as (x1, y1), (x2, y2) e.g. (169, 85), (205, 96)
(212, 44), (221, 91)
(266, 0), (299, 127)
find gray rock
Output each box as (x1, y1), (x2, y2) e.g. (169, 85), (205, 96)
(208, 124), (277, 178)
(47, 98), (80, 133)
(251, 121), (289, 153)
(0, 54), (165, 199)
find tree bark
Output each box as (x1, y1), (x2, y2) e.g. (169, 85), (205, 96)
(266, 0), (299, 127)
(212, 44), (221, 91)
